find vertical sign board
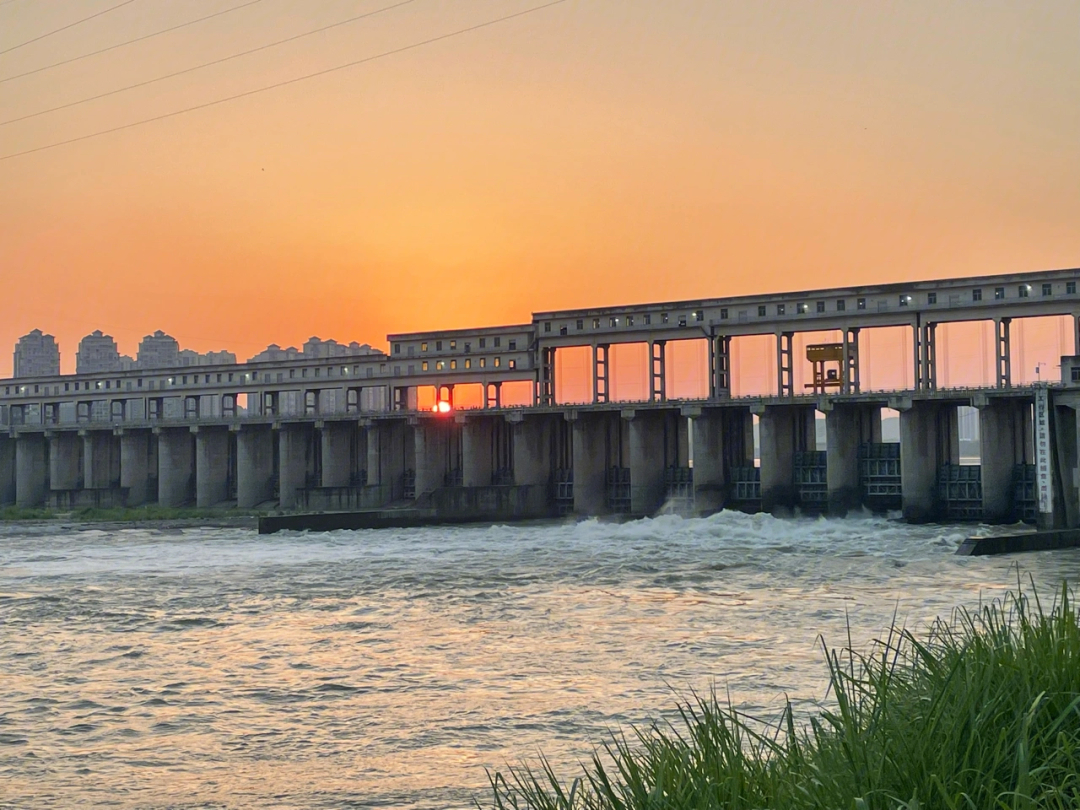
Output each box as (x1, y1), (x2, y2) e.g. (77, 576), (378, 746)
(1035, 385), (1054, 517)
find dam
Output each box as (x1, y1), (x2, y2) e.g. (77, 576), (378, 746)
(4, 267), (1080, 528)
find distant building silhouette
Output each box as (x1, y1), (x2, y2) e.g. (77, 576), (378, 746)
(136, 330), (180, 369)
(76, 330), (121, 374)
(303, 337), (381, 358)
(247, 344), (300, 363)
(248, 338), (381, 364)
(178, 348), (237, 367)
(13, 329), (60, 377)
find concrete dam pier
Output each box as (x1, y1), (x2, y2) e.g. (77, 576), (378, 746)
(4, 267), (1080, 529)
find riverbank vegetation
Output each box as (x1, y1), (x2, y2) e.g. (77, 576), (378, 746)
(487, 584), (1080, 809)
(0, 505), (264, 522)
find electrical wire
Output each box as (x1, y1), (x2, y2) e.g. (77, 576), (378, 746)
(0, 0), (567, 162)
(0, 0), (267, 84)
(1, 0), (416, 126)
(0, 0), (137, 56)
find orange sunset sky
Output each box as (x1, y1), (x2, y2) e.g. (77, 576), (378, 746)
(1, 0), (1079, 386)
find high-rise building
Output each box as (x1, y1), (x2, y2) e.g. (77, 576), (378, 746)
(302, 337), (382, 358)
(13, 329), (60, 377)
(137, 330), (180, 369)
(179, 349), (238, 367)
(76, 330), (121, 374)
(247, 344), (301, 363)
(249, 339), (381, 364)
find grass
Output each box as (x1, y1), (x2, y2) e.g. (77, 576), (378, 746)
(486, 583), (1080, 810)
(0, 505), (264, 521)
(0, 505), (54, 520)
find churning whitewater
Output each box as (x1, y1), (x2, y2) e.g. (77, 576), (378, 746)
(2, 513), (1079, 808)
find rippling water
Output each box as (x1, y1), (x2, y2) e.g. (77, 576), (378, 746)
(2, 513), (1080, 808)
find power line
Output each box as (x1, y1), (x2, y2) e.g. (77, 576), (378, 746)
(0, 0), (416, 127)
(0, 0), (137, 56)
(0, 0), (568, 162)
(0, 0), (267, 85)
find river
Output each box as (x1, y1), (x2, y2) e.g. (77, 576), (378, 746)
(2, 512), (1078, 808)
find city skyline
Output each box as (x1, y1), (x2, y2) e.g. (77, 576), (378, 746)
(2, 2), (1079, 377)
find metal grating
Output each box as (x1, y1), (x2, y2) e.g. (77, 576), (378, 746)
(1013, 464), (1036, 523)
(606, 466), (631, 513)
(663, 466), (694, 514)
(731, 466), (761, 504)
(491, 468), (515, 486)
(554, 468), (574, 515)
(859, 442), (902, 508)
(938, 464), (982, 521)
(794, 450), (828, 507)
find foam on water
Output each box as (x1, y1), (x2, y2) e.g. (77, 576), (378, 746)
(1, 513), (1078, 808)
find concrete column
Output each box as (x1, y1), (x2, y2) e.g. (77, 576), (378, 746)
(690, 408), (725, 513)
(320, 422), (353, 487)
(414, 420), (451, 496)
(976, 398), (1026, 523)
(1054, 406), (1080, 533)
(195, 428), (229, 508)
(49, 432), (81, 491)
(711, 336), (732, 399)
(627, 410), (667, 515)
(82, 431), (118, 489)
(512, 414), (552, 487)
(278, 423), (313, 509)
(825, 404), (879, 516)
(996, 317), (1012, 389)
(0, 436), (15, 505)
(462, 417), (494, 487)
(120, 431), (150, 506)
(897, 401), (955, 523)
(237, 427), (274, 509)
(366, 421), (410, 503)
(572, 413), (608, 516)
(15, 434), (47, 507)
(759, 405), (812, 513)
(157, 428), (194, 508)
(649, 341), (667, 402)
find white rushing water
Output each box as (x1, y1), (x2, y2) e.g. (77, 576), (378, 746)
(1, 512), (1079, 808)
